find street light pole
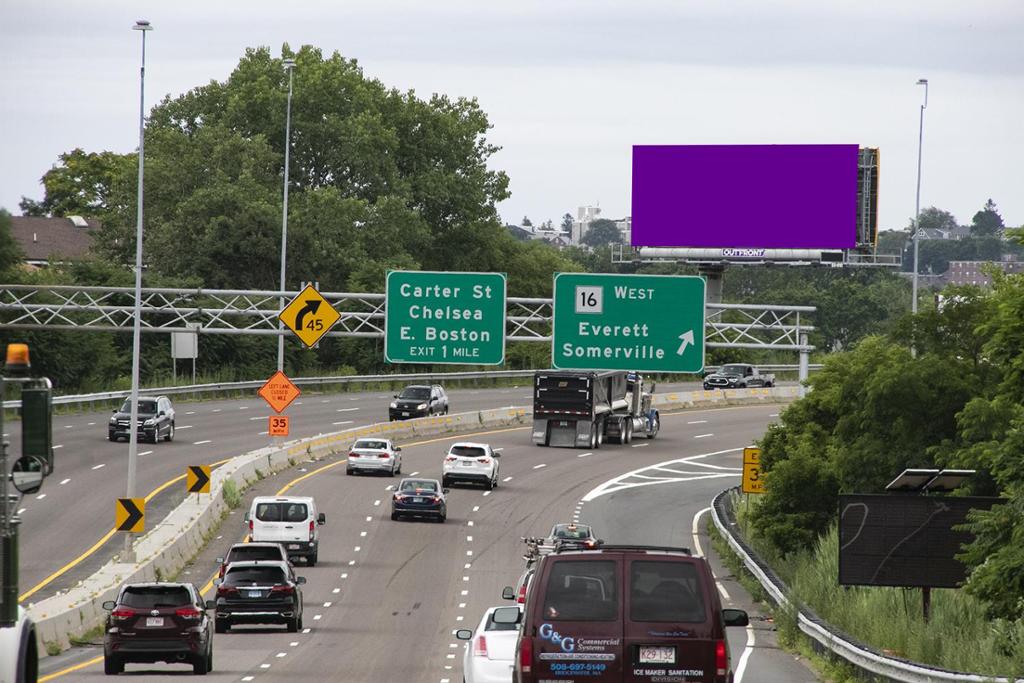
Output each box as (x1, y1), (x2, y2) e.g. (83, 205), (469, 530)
(276, 58), (296, 372)
(911, 78), (928, 314)
(123, 19), (152, 563)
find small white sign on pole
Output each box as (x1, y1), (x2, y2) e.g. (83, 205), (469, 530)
(171, 323), (200, 383)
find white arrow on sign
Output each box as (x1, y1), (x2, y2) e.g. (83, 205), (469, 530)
(676, 330), (695, 356)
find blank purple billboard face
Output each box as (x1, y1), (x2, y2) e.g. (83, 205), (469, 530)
(631, 144), (858, 249)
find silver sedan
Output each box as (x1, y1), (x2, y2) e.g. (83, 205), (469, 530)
(345, 438), (403, 476)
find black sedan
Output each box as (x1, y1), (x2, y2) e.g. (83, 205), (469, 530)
(391, 478), (448, 522)
(214, 561), (305, 633)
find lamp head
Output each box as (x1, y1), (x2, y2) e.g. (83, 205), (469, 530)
(916, 78), (928, 86)
(133, 19), (152, 31)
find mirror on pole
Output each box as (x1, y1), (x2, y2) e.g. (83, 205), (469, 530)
(10, 454), (46, 495)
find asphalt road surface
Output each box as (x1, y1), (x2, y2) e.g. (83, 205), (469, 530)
(11, 380), (715, 602)
(38, 401), (819, 682)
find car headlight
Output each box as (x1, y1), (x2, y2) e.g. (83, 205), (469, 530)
(390, 402), (397, 409)
(417, 403), (427, 410)
(110, 416), (118, 424)
(143, 418), (155, 426)
(728, 378), (738, 384)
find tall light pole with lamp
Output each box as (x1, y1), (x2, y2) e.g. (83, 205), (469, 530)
(123, 19), (152, 563)
(276, 58), (296, 372)
(911, 78), (928, 314)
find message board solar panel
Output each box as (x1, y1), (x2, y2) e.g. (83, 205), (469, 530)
(838, 494), (998, 588)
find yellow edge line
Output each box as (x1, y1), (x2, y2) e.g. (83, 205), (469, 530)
(39, 656), (104, 682)
(19, 457), (234, 602)
(39, 404), (781, 679)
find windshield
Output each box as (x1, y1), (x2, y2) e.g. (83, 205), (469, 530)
(119, 399), (158, 414)
(255, 502), (309, 522)
(399, 387), (430, 400)
(552, 524), (592, 539)
(228, 546), (283, 563)
(354, 440), (389, 450)
(224, 566), (286, 586)
(121, 586), (191, 608)
(720, 365), (748, 375)
(450, 445), (486, 457)
(400, 479), (438, 492)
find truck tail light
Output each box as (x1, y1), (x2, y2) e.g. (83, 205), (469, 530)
(473, 634), (488, 657)
(518, 635), (533, 673)
(715, 639), (728, 679)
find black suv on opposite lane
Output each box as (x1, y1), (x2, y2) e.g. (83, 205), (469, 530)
(108, 396), (175, 443)
(102, 582), (214, 675)
(389, 384), (449, 420)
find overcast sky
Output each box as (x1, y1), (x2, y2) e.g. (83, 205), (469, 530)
(2, 1), (1022, 233)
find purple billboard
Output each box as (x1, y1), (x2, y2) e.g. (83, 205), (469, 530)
(631, 144), (859, 249)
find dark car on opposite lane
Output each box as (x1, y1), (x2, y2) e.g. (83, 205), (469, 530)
(214, 560), (305, 633)
(389, 384), (448, 420)
(108, 396), (175, 443)
(102, 582), (214, 675)
(391, 478), (448, 522)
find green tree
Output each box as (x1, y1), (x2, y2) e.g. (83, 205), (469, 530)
(521, 216), (533, 227)
(971, 199), (1004, 237)
(909, 206), (959, 235)
(581, 218), (622, 246)
(20, 149), (133, 219)
(0, 209), (24, 275)
(561, 212), (573, 233)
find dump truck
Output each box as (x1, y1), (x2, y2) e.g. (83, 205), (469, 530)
(531, 370), (659, 448)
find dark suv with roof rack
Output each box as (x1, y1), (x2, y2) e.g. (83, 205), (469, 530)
(389, 384), (448, 420)
(511, 544), (749, 683)
(108, 395), (175, 443)
(102, 582), (214, 675)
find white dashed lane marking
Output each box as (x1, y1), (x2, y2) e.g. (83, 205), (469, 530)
(239, 406), (249, 410)
(177, 425), (193, 430)
(532, 463), (547, 469)
(688, 420), (708, 424)
(503, 476), (513, 482)
(36, 494), (46, 500)
(336, 407), (359, 412)
(193, 440), (212, 445)
(631, 443), (649, 448)
(333, 420), (353, 426)
(92, 463), (105, 470)
(139, 450), (152, 456)
(52, 445), (63, 450)
(578, 452), (593, 458)
(693, 434), (713, 439)
(59, 478), (70, 485)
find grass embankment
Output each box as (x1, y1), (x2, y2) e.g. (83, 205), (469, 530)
(731, 491), (1024, 679)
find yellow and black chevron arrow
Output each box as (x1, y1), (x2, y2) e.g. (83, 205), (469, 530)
(116, 498), (145, 533)
(187, 465), (211, 494)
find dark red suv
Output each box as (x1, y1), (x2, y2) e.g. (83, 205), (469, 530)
(102, 582), (214, 675)
(511, 545), (749, 683)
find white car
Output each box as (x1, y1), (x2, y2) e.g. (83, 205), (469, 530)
(456, 605), (522, 683)
(442, 442), (499, 490)
(0, 607), (37, 683)
(346, 438), (403, 476)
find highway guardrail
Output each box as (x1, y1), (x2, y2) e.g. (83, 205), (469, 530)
(2, 365), (821, 410)
(711, 487), (1023, 683)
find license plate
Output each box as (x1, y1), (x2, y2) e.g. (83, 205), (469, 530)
(247, 590), (261, 598)
(639, 645), (675, 664)
(402, 411), (409, 416)
(288, 544), (301, 549)
(412, 497), (423, 503)
(460, 461), (473, 467)
(145, 617), (164, 627)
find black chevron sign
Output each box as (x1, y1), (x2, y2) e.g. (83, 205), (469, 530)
(187, 465), (211, 494)
(116, 498), (145, 533)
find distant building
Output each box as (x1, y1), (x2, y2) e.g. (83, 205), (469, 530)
(945, 256), (1024, 286)
(9, 215), (98, 267)
(615, 216), (632, 244)
(571, 206), (601, 244)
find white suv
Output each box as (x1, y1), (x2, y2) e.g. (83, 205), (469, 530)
(442, 442), (500, 490)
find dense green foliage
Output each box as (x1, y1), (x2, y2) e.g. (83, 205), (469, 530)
(580, 218), (623, 246)
(752, 260), (1024, 622)
(0, 210), (24, 275)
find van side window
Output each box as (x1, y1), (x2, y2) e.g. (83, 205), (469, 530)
(542, 560), (617, 621)
(630, 561), (706, 622)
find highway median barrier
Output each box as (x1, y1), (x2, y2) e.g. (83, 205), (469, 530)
(27, 386), (796, 656)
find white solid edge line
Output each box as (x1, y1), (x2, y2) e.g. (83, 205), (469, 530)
(734, 624), (756, 683)
(691, 506), (710, 558)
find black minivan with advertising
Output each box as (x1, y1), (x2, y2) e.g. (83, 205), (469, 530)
(510, 545), (748, 683)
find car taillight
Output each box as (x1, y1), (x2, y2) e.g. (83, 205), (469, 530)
(175, 607), (202, 620)
(518, 635), (533, 673)
(309, 520), (315, 540)
(248, 519), (253, 534)
(473, 634), (488, 657)
(378, 453), (390, 459)
(517, 584), (527, 604)
(477, 458), (491, 464)
(111, 608), (135, 620)
(444, 456), (457, 462)
(218, 564), (226, 578)
(584, 540), (596, 548)
(348, 452), (358, 459)
(715, 639), (728, 678)
(217, 585), (238, 596)
(432, 496), (442, 503)
(270, 585), (295, 595)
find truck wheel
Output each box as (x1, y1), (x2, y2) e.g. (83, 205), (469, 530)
(594, 424), (603, 449)
(646, 415), (659, 439)
(624, 421), (633, 444)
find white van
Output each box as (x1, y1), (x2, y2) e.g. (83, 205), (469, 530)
(246, 496), (326, 566)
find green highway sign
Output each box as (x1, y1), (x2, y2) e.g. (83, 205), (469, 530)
(552, 273), (706, 373)
(385, 271), (507, 365)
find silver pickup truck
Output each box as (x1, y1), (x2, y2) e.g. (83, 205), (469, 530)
(703, 363), (775, 389)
